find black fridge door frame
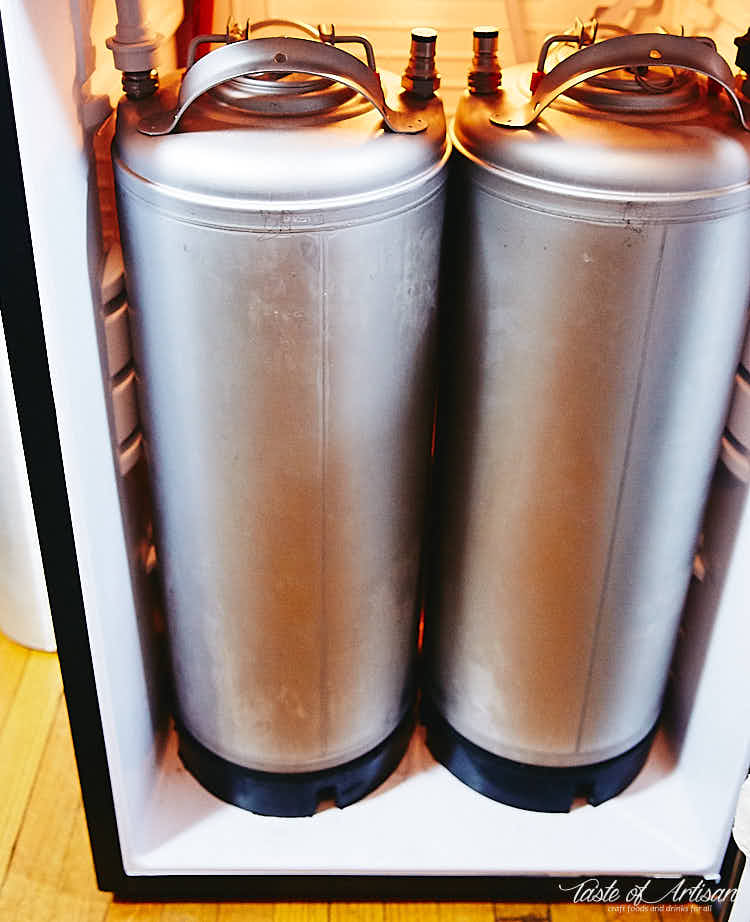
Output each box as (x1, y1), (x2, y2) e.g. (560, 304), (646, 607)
(0, 12), (744, 908)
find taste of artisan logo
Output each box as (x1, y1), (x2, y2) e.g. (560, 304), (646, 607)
(558, 876), (738, 908)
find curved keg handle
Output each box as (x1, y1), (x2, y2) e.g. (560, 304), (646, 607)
(490, 33), (750, 131)
(186, 19), (322, 69)
(138, 36), (427, 135)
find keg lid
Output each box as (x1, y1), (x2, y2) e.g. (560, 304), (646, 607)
(544, 26), (702, 114)
(209, 71), (358, 116)
(113, 26), (448, 210)
(189, 19), (356, 116)
(561, 65), (701, 113)
(452, 76), (750, 208)
(114, 69), (447, 210)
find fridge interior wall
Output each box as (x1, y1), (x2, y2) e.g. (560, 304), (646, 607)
(4, 0), (750, 880)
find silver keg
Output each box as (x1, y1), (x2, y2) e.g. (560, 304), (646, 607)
(112, 22), (448, 815)
(424, 26), (750, 811)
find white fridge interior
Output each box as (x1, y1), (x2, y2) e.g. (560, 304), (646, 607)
(2, 0), (750, 883)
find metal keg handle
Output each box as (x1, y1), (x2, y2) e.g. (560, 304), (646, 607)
(490, 33), (750, 130)
(186, 20), (324, 69)
(138, 36), (427, 135)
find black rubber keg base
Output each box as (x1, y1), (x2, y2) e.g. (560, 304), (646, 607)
(421, 698), (658, 813)
(176, 710), (414, 818)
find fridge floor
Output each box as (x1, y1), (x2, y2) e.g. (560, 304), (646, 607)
(0, 631), (714, 920)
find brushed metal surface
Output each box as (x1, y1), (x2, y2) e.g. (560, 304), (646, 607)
(116, 72), (446, 206)
(426, 64), (750, 768)
(454, 70), (750, 203)
(114, 71), (448, 773)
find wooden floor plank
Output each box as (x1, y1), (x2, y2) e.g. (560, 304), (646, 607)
(549, 904), (700, 920)
(106, 905), (164, 921)
(549, 907), (606, 921)
(384, 905), (440, 922)
(58, 800), (113, 922)
(0, 632), (30, 730)
(217, 903), (275, 921)
(161, 903), (219, 921)
(273, 905), (329, 922)
(494, 905), (549, 921)
(0, 649), (62, 885)
(438, 905), (494, 921)
(330, 904), (384, 922)
(0, 693), (109, 922)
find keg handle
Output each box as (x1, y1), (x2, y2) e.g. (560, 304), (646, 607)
(138, 36), (427, 135)
(186, 20), (339, 70)
(490, 33), (750, 130)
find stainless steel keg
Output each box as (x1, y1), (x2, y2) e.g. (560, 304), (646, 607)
(424, 26), (750, 811)
(112, 22), (448, 815)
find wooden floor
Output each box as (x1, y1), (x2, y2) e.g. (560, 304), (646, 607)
(0, 633), (712, 922)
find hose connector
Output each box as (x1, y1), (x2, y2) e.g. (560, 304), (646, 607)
(402, 28), (440, 98)
(106, 1), (161, 99)
(469, 27), (502, 95)
(121, 69), (159, 99)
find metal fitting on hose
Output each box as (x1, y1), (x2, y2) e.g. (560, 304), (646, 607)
(468, 27), (502, 95)
(401, 28), (440, 98)
(121, 69), (159, 99)
(106, 0), (162, 98)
